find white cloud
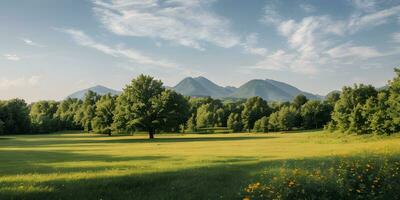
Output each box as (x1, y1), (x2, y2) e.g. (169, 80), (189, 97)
(256, 16), (345, 74)
(393, 32), (400, 43)
(60, 28), (178, 69)
(326, 42), (383, 59)
(256, 2), (400, 75)
(261, 2), (282, 25)
(350, 0), (377, 13)
(242, 33), (268, 56)
(348, 5), (400, 32)
(92, 0), (240, 50)
(0, 76), (41, 90)
(252, 49), (319, 75)
(20, 38), (44, 47)
(3, 54), (20, 61)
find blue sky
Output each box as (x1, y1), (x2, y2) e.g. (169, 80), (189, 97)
(1, 0), (400, 102)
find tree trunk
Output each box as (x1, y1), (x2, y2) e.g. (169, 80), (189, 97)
(149, 129), (155, 139)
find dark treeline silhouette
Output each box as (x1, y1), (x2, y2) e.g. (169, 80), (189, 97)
(1, 69), (399, 138)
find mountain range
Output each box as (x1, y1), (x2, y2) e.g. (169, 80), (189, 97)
(67, 77), (323, 101)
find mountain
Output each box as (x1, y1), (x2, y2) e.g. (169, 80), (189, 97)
(171, 77), (321, 101)
(229, 79), (322, 101)
(67, 85), (121, 99)
(172, 76), (234, 97)
(69, 77), (322, 102)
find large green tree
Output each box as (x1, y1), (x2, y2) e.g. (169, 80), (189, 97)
(0, 99), (30, 134)
(330, 84), (377, 133)
(113, 75), (189, 139)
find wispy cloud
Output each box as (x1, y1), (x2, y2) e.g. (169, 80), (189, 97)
(59, 28), (204, 76)
(59, 28), (178, 69)
(0, 76), (40, 90)
(3, 54), (20, 61)
(242, 33), (268, 56)
(20, 38), (44, 47)
(348, 5), (400, 32)
(326, 42), (384, 59)
(255, 2), (400, 75)
(92, 0), (240, 50)
(350, 0), (377, 13)
(393, 32), (400, 43)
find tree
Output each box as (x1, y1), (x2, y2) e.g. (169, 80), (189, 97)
(0, 99), (30, 134)
(293, 94), (308, 108)
(330, 84), (377, 133)
(92, 94), (116, 135)
(241, 97), (270, 131)
(0, 119), (4, 135)
(30, 101), (60, 133)
(55, 98), (82, 130)
(76, 91), (100, 132)
(277, 106), (298, 131)
(301, 100), (332, 129)
(113, 74), (188, 139)
(186, 114), (197, 132)
(325, 91), (340, 106)
(227, 113), (243, 132)
(196, 104), (215, 128)
(268, 112), (280, 131)
(369, 91), (392, 135)
(388, 68), (400, 133)
(253, 116), (269, 133)
(268, 106), (298, 131)
(156, 90), (190, 132)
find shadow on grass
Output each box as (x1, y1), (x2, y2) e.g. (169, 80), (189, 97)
(0, 135), (278, 148)
(0, 150), (171, 176)
(1, 153), (400, 200)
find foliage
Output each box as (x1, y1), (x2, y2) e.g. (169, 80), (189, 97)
(92, 94), (116, 135)
(54, 98), (82, 130)
(113, 75), (189, 138)
(292, 94), (308, 108)
(29, 101), (59, 133)
(241, 97), (270, 131)
(75, 91), (101, 132)
(301, 100), (332, 129)
(243, 156), (400, 200)
(0, 99), (30, 134)
(227, 112), (243, 132)
(253, 116), (269, 133)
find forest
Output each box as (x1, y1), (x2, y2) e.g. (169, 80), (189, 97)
(1, 69), (399, 138)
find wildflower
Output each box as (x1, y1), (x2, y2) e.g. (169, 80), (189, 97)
(288, 180), (295, 187)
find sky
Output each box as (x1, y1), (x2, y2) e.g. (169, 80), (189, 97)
(1, 0), (400, 102)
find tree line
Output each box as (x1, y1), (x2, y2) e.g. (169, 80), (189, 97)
(1, 69), (399, 138)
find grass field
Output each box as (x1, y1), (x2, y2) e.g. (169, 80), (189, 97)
(1, 131), (400, 199)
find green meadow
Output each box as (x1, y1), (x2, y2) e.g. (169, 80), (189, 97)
(1, 131), (400, 199)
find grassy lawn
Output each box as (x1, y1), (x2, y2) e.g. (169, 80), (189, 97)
(0, 131), (400, 199)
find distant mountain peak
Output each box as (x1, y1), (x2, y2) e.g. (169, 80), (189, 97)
(67, 85), (121, 99)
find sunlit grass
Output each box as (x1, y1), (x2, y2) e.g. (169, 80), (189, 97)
(0, 131), (399, 199)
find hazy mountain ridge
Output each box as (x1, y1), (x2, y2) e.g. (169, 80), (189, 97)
(67, 85), (121, 99)
(68, 77), (322, 101)
(172, 76), (322, 101)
